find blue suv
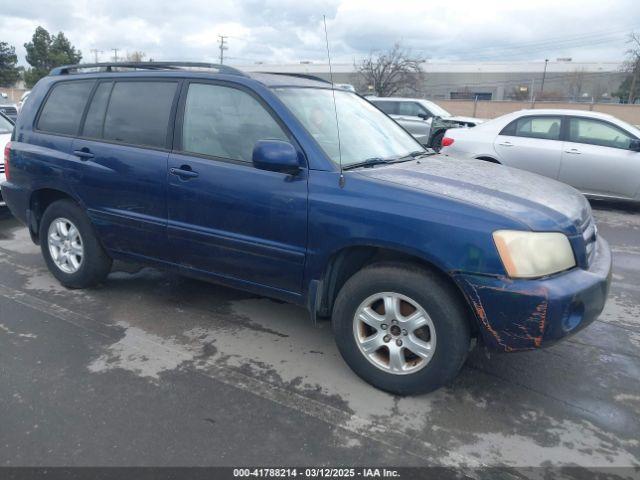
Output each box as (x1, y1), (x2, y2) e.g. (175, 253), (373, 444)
(2, 62), (611, 394)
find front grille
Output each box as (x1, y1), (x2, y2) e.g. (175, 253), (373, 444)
(580, 215), (597, 267)
(0, 163), (4, 174)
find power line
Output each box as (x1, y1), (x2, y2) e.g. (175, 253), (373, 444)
(412, 26), (637, 54)
(111, 48), (120, 62)
(90, 49), (102, 63)
(408, 26), (639, 61)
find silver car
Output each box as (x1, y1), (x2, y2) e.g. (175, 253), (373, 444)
(441, 109), (640, 202)
(367, 97), (484, 149)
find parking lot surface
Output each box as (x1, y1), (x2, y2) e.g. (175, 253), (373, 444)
(1, 202), (639, 472)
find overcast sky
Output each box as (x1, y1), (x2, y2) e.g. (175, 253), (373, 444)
(1, 0), (639, 66)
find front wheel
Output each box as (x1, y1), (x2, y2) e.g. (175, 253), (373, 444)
(332, 262), (471, 395)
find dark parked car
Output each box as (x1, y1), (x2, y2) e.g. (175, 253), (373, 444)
(2, 62), (611, 394)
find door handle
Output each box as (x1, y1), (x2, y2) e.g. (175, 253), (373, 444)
(565, 148), (581, 154)
(498, 141), (513, 147)
(170, 166), (199, 179)
(73, 148), (94, 160)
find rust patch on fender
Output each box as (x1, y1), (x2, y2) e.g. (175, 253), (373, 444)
(457, 277), (550, 352)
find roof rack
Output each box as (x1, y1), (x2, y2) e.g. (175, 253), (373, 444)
(258, 72), (331, 84)
(50, 62), (246, 76)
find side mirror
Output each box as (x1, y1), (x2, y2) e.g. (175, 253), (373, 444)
(629, 139), (640, 152)
(418, 113), (432, 121)
(252, 139), (301, 174)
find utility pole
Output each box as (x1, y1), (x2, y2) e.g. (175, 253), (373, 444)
(530, 77), (536, 105)
(218, 35), (228, 64)
(112, 48), (120, 63)
(540, 58), (549, 97)
(90, 49), (102, 63)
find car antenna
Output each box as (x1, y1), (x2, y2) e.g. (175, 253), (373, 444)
(323, 15), (345, 188)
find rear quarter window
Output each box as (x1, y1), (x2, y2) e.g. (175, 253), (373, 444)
(37, 81), (95, 135)
(500, 116), (561, 141)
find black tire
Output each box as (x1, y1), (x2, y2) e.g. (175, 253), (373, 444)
(39, 199), (112, 288)
(332, 262), (470, 395)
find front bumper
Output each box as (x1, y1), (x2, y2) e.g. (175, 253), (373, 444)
(454, 236), (612, 352)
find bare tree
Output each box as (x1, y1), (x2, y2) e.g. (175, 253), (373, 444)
(622, 32), (640, 104)
(356, 43), (425, 97)
(125, 51), (146, 62)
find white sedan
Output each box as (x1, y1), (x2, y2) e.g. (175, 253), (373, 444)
(0, 113), (12, 207)
(440, 109), (640, 202)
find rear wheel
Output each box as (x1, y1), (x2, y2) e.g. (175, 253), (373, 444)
(40, 200), (112, 288)
(332, 262), (470, 395)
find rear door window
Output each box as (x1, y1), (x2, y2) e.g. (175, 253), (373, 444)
(82, 82), (113, 139)
(501, 116), (562, 141)
(102, 81), (178, 148)
(37, 81), (94, 135)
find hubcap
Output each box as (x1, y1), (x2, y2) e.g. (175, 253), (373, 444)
(353, 292), (437, 375)
(48, 218), (84, 274)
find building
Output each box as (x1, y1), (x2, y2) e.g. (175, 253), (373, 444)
(239, 60), (627, 102)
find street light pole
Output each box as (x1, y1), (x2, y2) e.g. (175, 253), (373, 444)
(540, 58), (549, 97)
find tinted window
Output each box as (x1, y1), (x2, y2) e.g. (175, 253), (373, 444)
(103, 81), (177, 148)
(372, 101), (398, 115)
(568, 117), (635, 149)
(82, 82), (112, 138)
(397, 102), (429, 118)
(182, 83), (287, 162)
(37, 81), (94, 135)
(501, 116), (561, 140)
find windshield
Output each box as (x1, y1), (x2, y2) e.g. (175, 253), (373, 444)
(0, 114), (12, 134)
(275, 88), (425, 167)
(425, 101), (451, 118)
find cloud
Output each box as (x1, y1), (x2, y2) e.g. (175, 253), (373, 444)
(1, 0), (637, 67)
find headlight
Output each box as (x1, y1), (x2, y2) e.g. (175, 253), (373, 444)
(493, 230), (576, 278)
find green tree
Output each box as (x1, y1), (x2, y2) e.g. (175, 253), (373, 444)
(24, 26), (82, 87)
(0, 41), (20, 87)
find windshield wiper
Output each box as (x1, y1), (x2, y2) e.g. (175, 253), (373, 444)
(408, 149), (437, 158)
(342, 157), (393, 170)
(343, 150), (436, 171)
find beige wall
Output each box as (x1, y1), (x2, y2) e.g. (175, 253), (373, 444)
(0, 87), (27, 103)
(434, 100), (640, 126)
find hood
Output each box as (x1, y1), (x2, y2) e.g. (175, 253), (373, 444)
(447, 115), (486, 125)
(356, 155), (591, 232)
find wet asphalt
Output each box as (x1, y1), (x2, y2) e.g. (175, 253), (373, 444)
(0, 201), (639, 476)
